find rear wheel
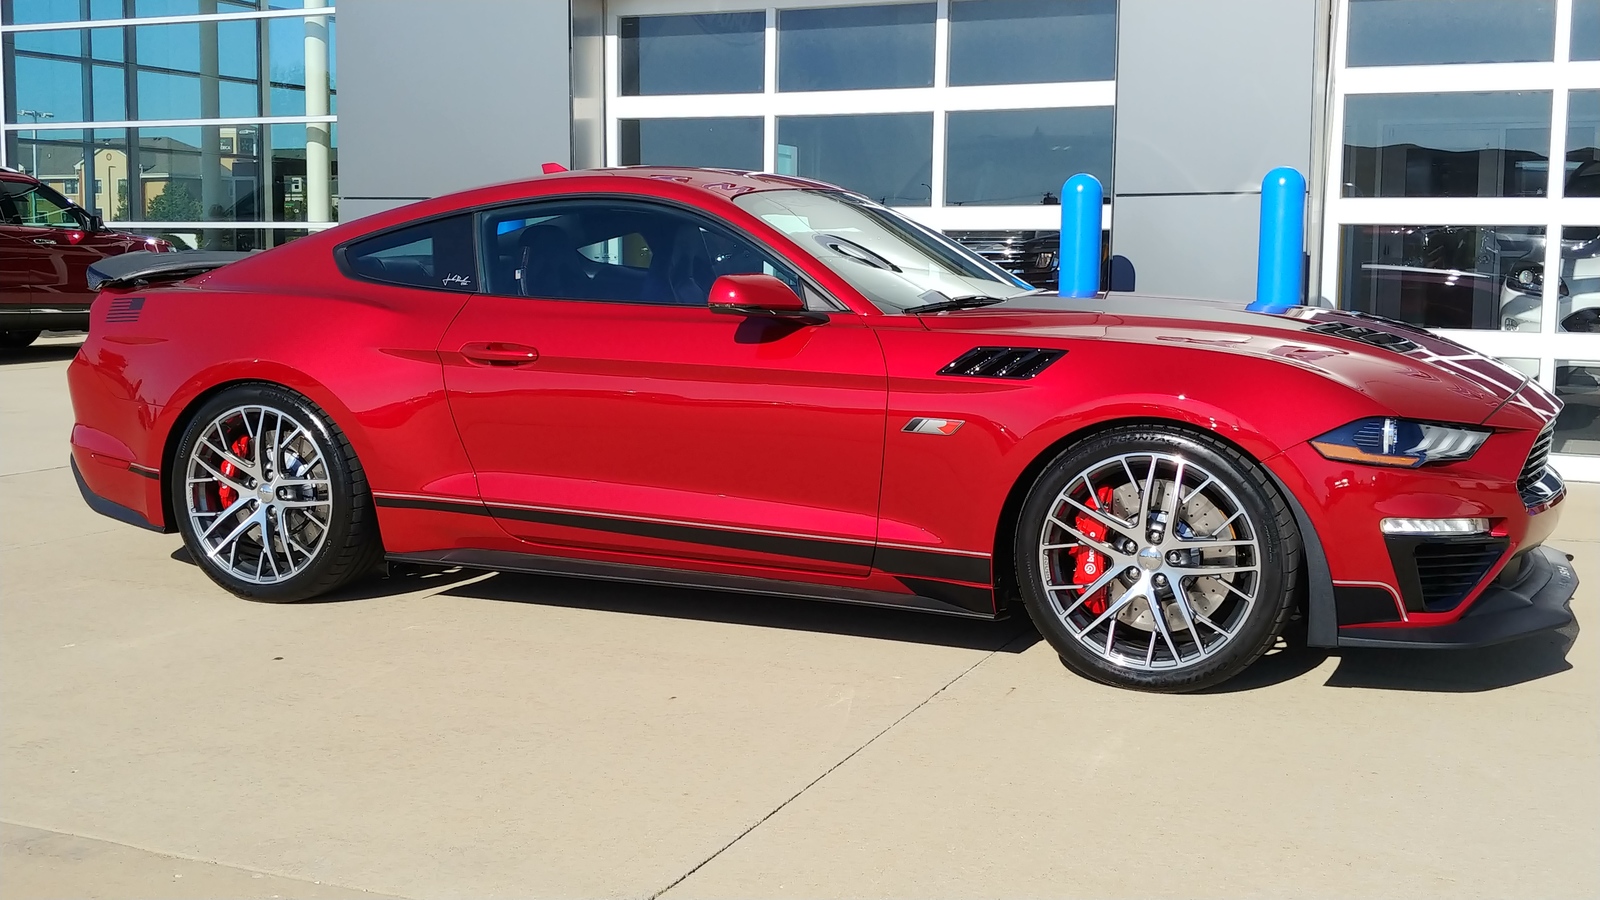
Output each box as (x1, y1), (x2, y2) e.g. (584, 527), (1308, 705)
(171, 384), (382, 602)
(1014, 425), (1301, 692)
(0, 330), (41, 348)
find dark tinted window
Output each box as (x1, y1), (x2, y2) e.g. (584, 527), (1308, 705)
(1342, 92), (1552, 198)
(1347, 0), (1555, 66)
(946, 107), (1114, 205)
(948, 0), (1115, 86)
(619, 117), (764, 169)
(1577, 0), (1600, 61)
(344, 214), (476, 292)
(479, 201), (800, 306)
(619, 13), (765, 96)
(778, 4), (934, 91)
(776, 113), (934, 206)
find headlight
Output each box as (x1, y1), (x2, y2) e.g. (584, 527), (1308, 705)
(1504, 262), (1569, 297)
(1311, 417), (1490, 467)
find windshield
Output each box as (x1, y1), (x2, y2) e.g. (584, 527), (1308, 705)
(733, 189), (1037, 313)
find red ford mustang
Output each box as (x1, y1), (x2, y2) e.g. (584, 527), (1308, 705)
(66, 167), (1577, 691)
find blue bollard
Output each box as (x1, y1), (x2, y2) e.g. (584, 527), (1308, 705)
(1059, 173), (1103, 298)
(1248, 166), (1307, 313)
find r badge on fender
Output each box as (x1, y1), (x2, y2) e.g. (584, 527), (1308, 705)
(904, 417), (964, 435)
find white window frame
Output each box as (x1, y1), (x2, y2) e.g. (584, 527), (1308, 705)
(1321, 0), (1600, 480)
(605, 0), (1116, 232)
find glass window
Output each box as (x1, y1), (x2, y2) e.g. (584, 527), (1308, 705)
(268, 122), (337, 223)
(5, 128), (128, 217)
(946, 107), (1113, 206)
(1346, 0), (1555, 66)
(733, 189), (1032, 313)
(267, 15), (337, 116)
(778, 4), (934, 92)
(1569, 91), (1600, 197)
(345, 215), (476, 293)
(618, 118), (763, 170)
(14, 55), (86, 122)
(776, 113), (933, 206)
(1556, 227), (1600, 334)
(948, 0), (1115, 86)
(1575, 0), (1600, 61)
(478, 201), (798, 306)
(1339, 224), (1545, 330)
(0, 178), (82, 226)
(1553, 361), (1600, 455)
(619, 13), (765, 96)
(1342, 92), (1552, 198)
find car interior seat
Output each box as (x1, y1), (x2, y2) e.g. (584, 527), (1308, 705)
(518, 223), (584, 298)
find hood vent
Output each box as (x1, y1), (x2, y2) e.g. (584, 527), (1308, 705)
(1304, 320), (1420, 353)
(939, 347), (1064, 380)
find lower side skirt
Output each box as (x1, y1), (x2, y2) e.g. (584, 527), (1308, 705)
(387, 548), (999, 620)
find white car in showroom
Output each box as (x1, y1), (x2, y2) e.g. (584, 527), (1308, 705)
(1500, 162), (1600, 334)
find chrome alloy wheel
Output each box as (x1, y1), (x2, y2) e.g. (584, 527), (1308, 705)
(184, 404), (333, 584)
(1037, 451), (1262, 671)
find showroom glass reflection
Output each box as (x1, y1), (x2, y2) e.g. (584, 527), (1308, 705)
(1335, 0), (1600, 342)
(616, 2), (1115, 211)
(2, 3), (336, 249)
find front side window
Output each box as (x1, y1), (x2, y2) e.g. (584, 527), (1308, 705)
(479, 200), (801, 307)
(734, 189), (1033, 313)
(343, 214), (476, 292)
(0, 179), (82, 227)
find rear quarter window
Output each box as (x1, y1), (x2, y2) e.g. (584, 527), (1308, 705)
(343, 214), (477, 292)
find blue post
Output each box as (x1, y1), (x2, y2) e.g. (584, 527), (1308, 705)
(1059, 173), (1103, 298)
(1248, 166), (1307, 312)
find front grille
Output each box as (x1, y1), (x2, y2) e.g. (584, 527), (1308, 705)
(1304, 320), (1420, 353)
(1518, 424), (1555, 495)
(939, 347), (1064, 379)
(947, 230), (1047, 266)
(1413, 540), (1503, 611)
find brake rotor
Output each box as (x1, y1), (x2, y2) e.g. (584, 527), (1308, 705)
(1114, 482), (1234, 632)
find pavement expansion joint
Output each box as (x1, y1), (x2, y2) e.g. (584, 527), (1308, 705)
(0, 819), (418, 900)
(648, 626), (1033, 899)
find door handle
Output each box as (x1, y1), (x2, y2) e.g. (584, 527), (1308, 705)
(33, 238), (57, 245)
(460, 341), (540, 367)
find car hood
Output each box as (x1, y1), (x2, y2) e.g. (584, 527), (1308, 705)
(916, 293), (1547, 427)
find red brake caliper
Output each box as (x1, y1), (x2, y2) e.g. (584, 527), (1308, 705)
(214, 435), (251, 509)
(1068, 485), (1117, 615)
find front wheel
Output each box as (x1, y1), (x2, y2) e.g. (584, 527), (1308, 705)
(1014, 425), (1302, 692)
(171, 384), (382, 602)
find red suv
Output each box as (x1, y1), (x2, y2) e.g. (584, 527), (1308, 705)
(1, 166), (172, 348)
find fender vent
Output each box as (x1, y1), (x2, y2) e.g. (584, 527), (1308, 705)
(1304, 321), (1419, 353)
(939, 347), (1064, 379)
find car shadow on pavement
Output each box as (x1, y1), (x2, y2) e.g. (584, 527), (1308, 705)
(1202, 621), (1579, 693)
(439, 570), (1040, 654)
(0, 341), (82, 365)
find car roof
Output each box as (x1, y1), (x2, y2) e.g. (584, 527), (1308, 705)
(465, 166), (847, 205)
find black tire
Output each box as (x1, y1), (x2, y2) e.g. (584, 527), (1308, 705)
(0, 330), (42, 349)
(1014, 425), (1302, 692)
(171, 383), (382, 602)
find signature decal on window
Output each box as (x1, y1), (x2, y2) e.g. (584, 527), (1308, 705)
(442, 274), (473, 288)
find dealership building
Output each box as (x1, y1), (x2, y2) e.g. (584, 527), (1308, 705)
(4, 0), (1599, 478)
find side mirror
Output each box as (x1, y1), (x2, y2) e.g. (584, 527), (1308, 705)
(707, 273), (816, 318)
(87, 213), (106, 232)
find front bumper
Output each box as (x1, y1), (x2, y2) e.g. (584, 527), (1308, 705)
(1336, 544), (1577, 649)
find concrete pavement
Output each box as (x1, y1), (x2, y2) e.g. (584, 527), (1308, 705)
(3, 336), (1596, 899)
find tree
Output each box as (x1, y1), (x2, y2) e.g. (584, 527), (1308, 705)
(144, 182), (203, 222)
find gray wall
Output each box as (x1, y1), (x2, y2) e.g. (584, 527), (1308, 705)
(336, 0), (573, 222)
(1111, 0), (1322, 301)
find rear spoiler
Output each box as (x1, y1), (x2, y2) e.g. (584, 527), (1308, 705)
(87, 250), (252, 291)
